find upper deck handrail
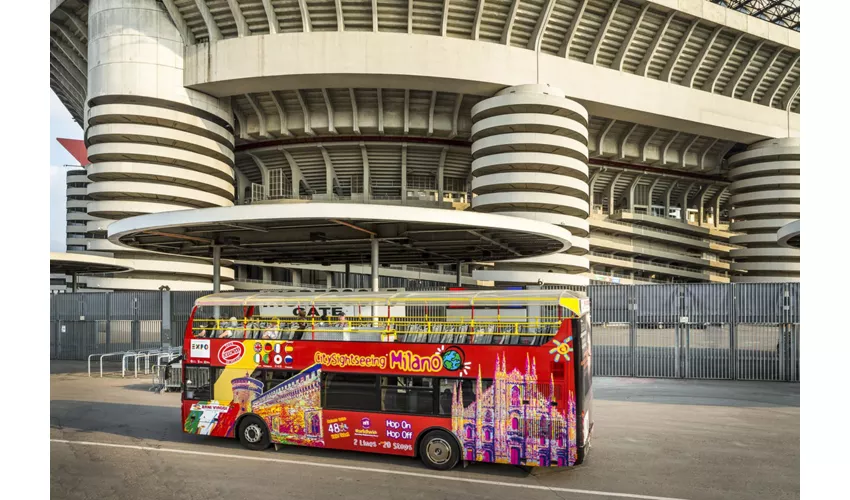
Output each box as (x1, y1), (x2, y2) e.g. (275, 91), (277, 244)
(194, 289), (586, 310)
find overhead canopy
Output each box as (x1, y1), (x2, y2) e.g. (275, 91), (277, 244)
(777, 220), (800, 248)
(50, 252), (133, 275)
(107, 203), (573, 265)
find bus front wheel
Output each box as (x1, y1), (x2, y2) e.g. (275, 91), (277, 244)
(419, 430), (460, 470)
(237, 415), (270, 451)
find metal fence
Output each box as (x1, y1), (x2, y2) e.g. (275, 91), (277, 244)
(588, 282), (799, 382)
(50, 283), (799, 382)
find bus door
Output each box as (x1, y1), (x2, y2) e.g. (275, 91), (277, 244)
(573, 311), (593, 463)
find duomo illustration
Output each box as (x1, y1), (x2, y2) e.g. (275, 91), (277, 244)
(451, 354), (577, 467)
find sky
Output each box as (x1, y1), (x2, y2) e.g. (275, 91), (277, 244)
(50, 90), (84, 252)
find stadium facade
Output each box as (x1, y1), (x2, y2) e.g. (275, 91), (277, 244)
(50, 0), (800, 290)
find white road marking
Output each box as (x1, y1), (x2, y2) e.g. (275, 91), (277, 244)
(51, 439), (691, 500)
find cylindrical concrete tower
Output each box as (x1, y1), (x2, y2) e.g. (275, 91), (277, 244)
(65, 169), (90, 253)
(469, 84), (590, 287)
(728, 137), (800, 282)
(82, 0), (236, 290)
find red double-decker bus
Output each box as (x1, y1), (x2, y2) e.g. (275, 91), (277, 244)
(180, 289), (593, 470)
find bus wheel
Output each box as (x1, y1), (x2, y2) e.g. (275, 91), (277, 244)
(419, 430), (460, 470)
(238, 416), (270, 451)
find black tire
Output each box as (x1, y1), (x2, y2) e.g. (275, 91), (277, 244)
(237, 415), (270, 451)
(419, 430), (460, 470)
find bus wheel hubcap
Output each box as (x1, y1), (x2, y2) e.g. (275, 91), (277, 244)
(245, 424), (262, 443)
(426, 438), (451, 465)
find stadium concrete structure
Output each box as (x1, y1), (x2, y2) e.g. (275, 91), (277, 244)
(49, 0), (800, 290)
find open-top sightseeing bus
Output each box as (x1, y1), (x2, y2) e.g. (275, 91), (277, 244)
(180, 289), (593, 470)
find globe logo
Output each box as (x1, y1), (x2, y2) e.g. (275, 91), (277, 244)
(442, 349), (463, 371)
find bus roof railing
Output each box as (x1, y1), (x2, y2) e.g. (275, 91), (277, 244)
(193, 289), (590, 318)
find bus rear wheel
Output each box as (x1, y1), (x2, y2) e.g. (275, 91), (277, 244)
(419, 430), (460, 470)
(237, 415), (270, 451)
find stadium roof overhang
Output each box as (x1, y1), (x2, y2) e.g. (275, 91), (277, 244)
(107, 203), (573, 266)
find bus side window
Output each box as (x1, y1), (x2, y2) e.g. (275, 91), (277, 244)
(380, 377), (435, 414)
(322, 373), (379, 411)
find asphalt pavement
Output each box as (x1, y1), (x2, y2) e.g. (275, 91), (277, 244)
(50, 361), (799, 500)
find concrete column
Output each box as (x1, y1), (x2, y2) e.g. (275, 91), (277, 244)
(362, 144), (371, 199)
(212, 245), (221, 293)
(71, 272), (78, 293)
(456, 262), (463, 286)
(325, 271), (333, 288)
(371, 236), (380, 292)
(468, 84), (590, 287)
(291, 269), (302, 286)
(344, 263), (351, 288)
(400, 144), (407, 202)
(261, 267), (272, 283)
(714, 196), (721, 228)
(86, 0), (235, 291)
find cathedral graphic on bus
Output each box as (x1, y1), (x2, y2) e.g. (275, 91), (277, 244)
(450, 353), (578, 467)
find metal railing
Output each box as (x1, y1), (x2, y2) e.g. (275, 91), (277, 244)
(589, 252), (710, 275)
(87, 346), (181, 378)
(592, 215), (712, 243)
(191, 316), (562, 345)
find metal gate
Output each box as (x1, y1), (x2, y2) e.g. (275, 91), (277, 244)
(50, 292), (163, 360)
(589, 283), (799, 382)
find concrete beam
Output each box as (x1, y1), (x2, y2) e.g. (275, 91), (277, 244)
(282, 150), (309, 195)
(295, 90), (315, 135)
(321, 89), (337, 134)
(661, 20), (700, 82)
(268, 91), (292, 137)
(698, 138), (719, 170)
(613, 4), (650, 72)
(760, 53), (800, 107)
(262, 0), (279, 34)
(559, 0), (588, 58)
(335, 0), (344, 31)
(297, 0), (312, 32)
(724, 40), (766, 97)
(742, 47), (785, 102)
(587, 0), (621, 65)
(637, 12), (676, 77)
(50, 21), (87, 59)
(473, 0), (485, 40)
(705, 33), (744, 94)
(244, 93), (271, 138)
(227, 0), (251, 37)
(529, 0), (557, 51)
(349, 89), (360, 134)
(449, 93), (463, 139)
(193, 0), (222, 42)
(684, 27), (723, 88)
(502, 0), (520, 45)
(361, 144), (371, 199)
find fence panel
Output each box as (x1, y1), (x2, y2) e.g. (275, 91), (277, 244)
(632, 285), (679, 378)
(734, 283), (784, 381)
(591, 323), (631, 377)
(682, 284), (732, 379)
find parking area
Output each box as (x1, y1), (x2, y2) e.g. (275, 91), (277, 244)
(50, 361), (799, 500)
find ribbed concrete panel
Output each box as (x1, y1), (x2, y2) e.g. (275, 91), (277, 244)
(728, 137), (799, 282)
(82, 0), (236, 290)
(87, 200), (195, 219)
(471, 84), (590, 286)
